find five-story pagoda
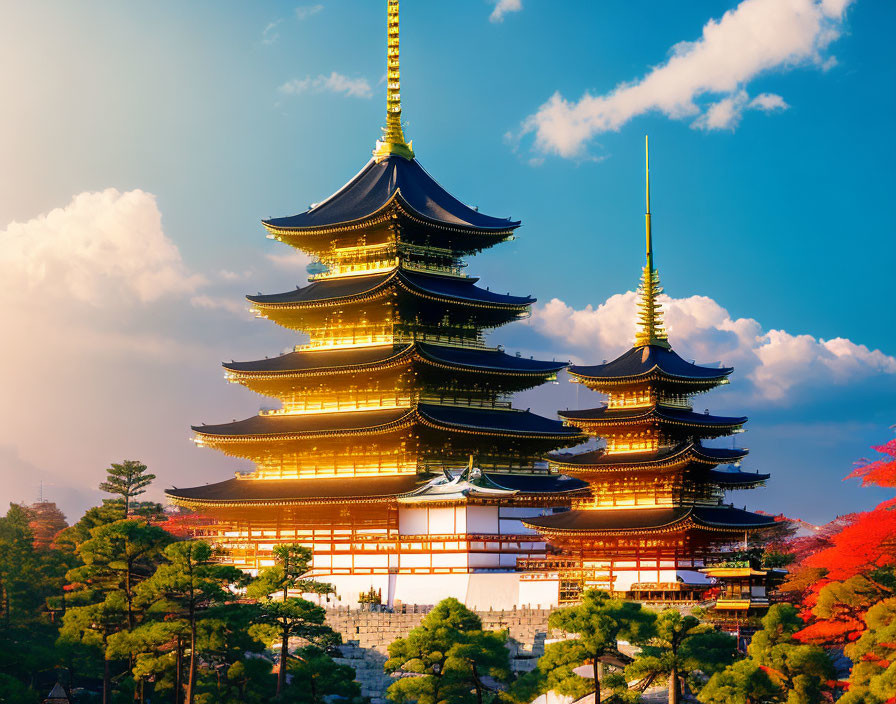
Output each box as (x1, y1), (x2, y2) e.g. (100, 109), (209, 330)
(524, 139), (774, 602)
(167, 0), (584, 608)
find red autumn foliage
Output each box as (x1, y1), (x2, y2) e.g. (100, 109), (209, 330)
(25, 501), (68, 550)
(151, 511), (214, 538)
(846, 438), (896, 489)
(802, 502), (896, 582)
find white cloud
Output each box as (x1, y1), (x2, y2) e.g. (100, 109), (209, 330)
(520, 0), (854, 157)
(279, 72), (373, 99)
(295, 4), (323, 20)
(750, 92), (790, 112)
(490, 0), (522, 23)
(190, 294), (251, 317)
(0, 188), (204, 305)
(528, 291), (896, 403)
(266, 249), (314, 271)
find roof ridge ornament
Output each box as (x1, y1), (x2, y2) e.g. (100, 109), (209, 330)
(634, 135), (671, 349)
(373, 0), (415, 162)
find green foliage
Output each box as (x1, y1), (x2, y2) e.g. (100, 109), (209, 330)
(625, 608), (736, 702)
(697, 659), (778, 704)
(701, 604), (835, 704)
(98, 460), (156, 517)
(385, 597), (512, 704)
(0, 672), (40, 704)
(531, 590), (654, 702)
(839, 597), (896, 704)
(247, 544), (335, 602)
(67, 519), (171, 631)
(247, 544), (340, 697)
(284, 645), (363, 703)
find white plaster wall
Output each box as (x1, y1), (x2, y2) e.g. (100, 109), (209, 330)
(467, 505), (499, 533)
(464, 573), (522, 610)
(398, 507), (428, 535)
(519, 579), (560, 608)
(428, 507), (456, 534)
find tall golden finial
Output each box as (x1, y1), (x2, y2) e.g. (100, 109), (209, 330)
(373, 0), (415, 161)
(634, 135), (671, 349)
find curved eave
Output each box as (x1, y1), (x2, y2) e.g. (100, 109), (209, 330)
(705, 469), (770, 488)
(415, 405), (585, 441)
(547, 443), (750, 472)
(222, 345), (416, 379)
(247, 270), (533, 313)
(558, 407), (747, 432)
(568, 347), (733, 387)
(223, 344), (566, 382)
(522, 506), (774, 536)
(193, 408), (416, 443)
(415, 345), (566, 377)
(262, 192), (519, 239)
(193, 405), (584, 445)
(165, 474), (422, 508)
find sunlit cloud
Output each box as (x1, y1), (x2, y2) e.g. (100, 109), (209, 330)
(490, 0), (522, 23)
(279, 72), (373, 99)
(0, 188), (204, 304)
(528, 291), (896, 403)
(519, 0), (854, 157)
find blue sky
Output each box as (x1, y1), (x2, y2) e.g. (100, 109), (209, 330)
(0, 0), (893, 524)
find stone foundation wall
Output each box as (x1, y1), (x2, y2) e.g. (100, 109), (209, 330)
(325, 606), (555, 703)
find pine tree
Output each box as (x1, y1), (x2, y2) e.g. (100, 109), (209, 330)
(135, 541), (248, 704)
(246, 544), (336, 696)
(384, 598), (513, 704)
(625, 609), (736, 704)
(98, 460), (156, 518)
(532, 590), (654, 703)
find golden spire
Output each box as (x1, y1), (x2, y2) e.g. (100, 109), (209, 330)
(634, 135), (671, 349)
(373, 0), (415, 161)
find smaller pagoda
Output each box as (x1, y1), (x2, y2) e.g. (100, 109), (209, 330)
(524, 138), (775, 603)
(700, 558), (787, 623)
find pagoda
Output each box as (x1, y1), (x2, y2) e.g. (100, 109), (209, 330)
(166, 0), (584, 609)
(524, 138), (774, 603)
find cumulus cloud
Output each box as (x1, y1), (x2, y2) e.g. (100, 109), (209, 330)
(295, 4), (324, 20)
(528, 291), (896, 403)
(0, 188), (204, 304)
(520, 0), (853, 157)
(279, 72), (372, 99)
(490, 0), (522, 23)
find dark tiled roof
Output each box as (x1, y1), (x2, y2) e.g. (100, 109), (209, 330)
(547, 443), (749, 467)
(559, 406), (747, 428)
(524, 505), (775, 532)
(569, 345), (732, 382)
(166, 474), (422, 503)
(524, 507), (692, 531)
(224, 343), (566, 376)
(693, 506), (776, 527)
(705, 469), (770, 486)
(194, 404), (581, 440)
(263, 156), (520, 232)
(247, 270), (533, 308)
(247, 272), (390, 305)
(416, 344), (566, 373)
(417, 404), (582, 437)
(485, 473), (588, 494)
(224, 344), (411, 373)
(193, 408), (412, 437)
